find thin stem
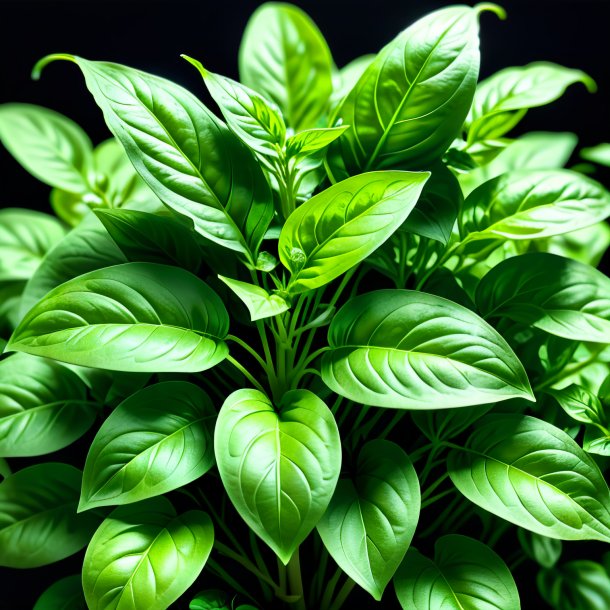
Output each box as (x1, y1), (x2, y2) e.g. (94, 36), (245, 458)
(226, 355), (267, 394)
(287, 549), (306, 610)
(328, 577), (356, 610)
(421, 487), (455, 509)
(377, 411), (405, 440)
(249, 530), (272, 582)
(207, 558), (259, 604)
(227, 334), (269, 370)
(320, 567), (342, 610)
(421, 471), (450, 501)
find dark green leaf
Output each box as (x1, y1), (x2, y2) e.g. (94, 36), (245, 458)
(394, 534), (520, 610)
(518, 529), (562, 569)
(0, 353), (97, 457)
(215, 388), (341, 564)
(317, 440), (420, 600)
(189, 590), (230, 610)
(448, 414), (610, 542)
(476, 253), (610, 343)
(323, 289), (533, 409)
(9, 262), (229, 373)
(33, 575), (86, 610)
(0, 463), (101, 568)
(412, 403), (493, 442)
(547, 384), (607, 428)
(82, 496), (213, 610)
(80, 382), (215, 510)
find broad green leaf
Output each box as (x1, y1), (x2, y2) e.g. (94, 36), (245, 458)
(0, 463), (101, 568)
(19, 213), (126, 319)
(239, 3), (333, 131)
(394, 534), (520, 610)
(215, 388), (341, 564)
(537, 561), (610, 610)
(467, 63), (595, 142)
(460, 170), (610, 241)
(218, 275), (289, 321)
(9, 262), (229, 373)
(285, 126), (349, 160)
(326, 5), (494, 179)
(83, 496), (213, 610)
(459, 131), (578, 196)
(0, 353), (98, 457)
(583, 426), (610, 457)
(34, 575), (86, 610)
(0, 103), (92, 192)
(80, 382), (215, 510)
(582, 143), (610, 167)
(189, 590), (230, 610)
(412, 403), (493, 442)
(317, 440), (420, 600)
(401, 163), (462, 244)
(518, 529), (562, 569)
(184, 56), (286, 160)
(322, 289), (533, 409)
(547, 384), (607, 428)
(279, 171), (429, 293)
(0, 209), (65, 282)
(95, 209), (202, 272)
(476, 253), (610, 343)
(0, 281), (24, 334)
(448, 414), (610, 542)
(34, 55), (273, 260)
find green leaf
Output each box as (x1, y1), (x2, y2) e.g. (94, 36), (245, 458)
(467, 62), (596, 142)
(582, 143), (610, 167)
(218, 275), (289, 321)
(326, 5), (490, 179)
(80, 381), (215, 510)
(394, 534), (520, 610)
(19, 213), (126, 319)
(447, 414), (610, 542)
(0, 209), (65, 282)
(583, 426), (610, 457)
(476, 253), (610, 343)
(35, 55), (273, 260)
(94, 209), (202, 272)
(279, 171), (429, 293)
(215, 388), (341, 564)
(0, 353), (98, 457)
(401, 163), (462, 244)
(547, 384), (607, 428)
(184, 56), (286, 160)
(460, 169), (610, 241)
(0, 459), (10, 480)
(0, 103), (92, 192)
(82, 496), (213, 610)
(189, 590), (230, 610)
(537, 561), (610, 610)
(317, 440), (420, 600)
(285, 126), (349, 160)
(459, 131), (578, 197)
(0, 463), (101, 568)
(239, 3), (333, 131)
(34, 575), (86, 610)
(329, 55), (375, 112)
(323, 289), (533, 409)
(9, 262), (229, 373)
(518, 529), (562, 569)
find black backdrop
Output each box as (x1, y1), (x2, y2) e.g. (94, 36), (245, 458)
(2, 0), (610, 608)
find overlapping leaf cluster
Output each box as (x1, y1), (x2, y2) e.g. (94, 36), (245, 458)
(2, 3), (610, 609)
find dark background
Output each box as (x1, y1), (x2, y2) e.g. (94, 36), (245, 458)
(2, 0), (610, 608)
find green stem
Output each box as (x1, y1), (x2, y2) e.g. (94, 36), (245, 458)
(535, 346), (605, 392)
(227, 334), (269, 370)
(207, 558), (259, 604)
(249, 530), (272, 582)
(320, 567), (342, 610)
(421, 487), (455, 509)
(415, 238), (468, 290)
(287, 549), (306, 610)
(328, 578), (356, 610)
(226, 355), (267, 395)
(377, 411), (405, 440)
(421, 471), (450, 501)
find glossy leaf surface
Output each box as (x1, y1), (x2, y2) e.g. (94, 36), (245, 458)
(80, 382), (215, 510)
(322, 289), (533, 409)
(82, 496), (213, 610)
(9, 262), (229, 373)
(279, 171), (429, 293)
(215, 388), (341, 564)
(448, 414), (610, 542)
(317, 440), (420, 600)
(219, 275), (289, 321)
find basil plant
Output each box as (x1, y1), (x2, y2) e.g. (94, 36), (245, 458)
(3, 3), (610, 609)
